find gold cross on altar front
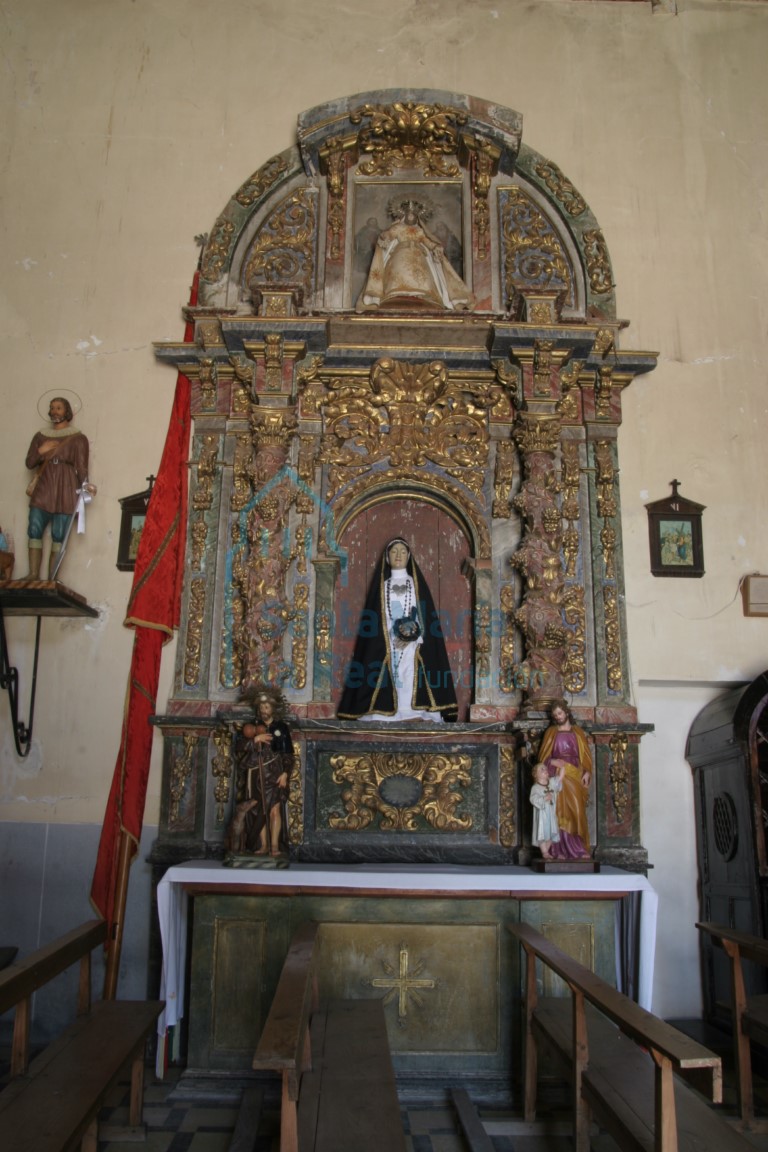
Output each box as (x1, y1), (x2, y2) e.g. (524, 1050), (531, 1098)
(371, 943), (435, 1022)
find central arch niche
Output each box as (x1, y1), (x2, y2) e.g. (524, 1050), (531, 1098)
(333, 497), (473, 721)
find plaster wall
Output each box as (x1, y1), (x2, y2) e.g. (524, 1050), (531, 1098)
(1, 0), (767, 1018)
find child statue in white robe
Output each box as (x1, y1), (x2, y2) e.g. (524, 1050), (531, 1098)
(530, 761), (566, 860)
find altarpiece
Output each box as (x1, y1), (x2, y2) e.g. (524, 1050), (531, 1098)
(149, 91), (657, 1085)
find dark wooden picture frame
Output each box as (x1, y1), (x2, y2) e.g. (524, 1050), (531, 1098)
(646, 481), (705, 578)
(117, 480), (154, 571)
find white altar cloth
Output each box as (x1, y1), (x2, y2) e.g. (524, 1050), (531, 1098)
(155, 861), (658, 1075)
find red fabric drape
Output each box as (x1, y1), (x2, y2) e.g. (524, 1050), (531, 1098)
(90, 278), (196, 935)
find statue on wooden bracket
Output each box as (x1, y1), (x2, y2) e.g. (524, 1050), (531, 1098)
(337, 537), (458, 723)
(23, 392), (97, 582)
(355, 197), (474, 313)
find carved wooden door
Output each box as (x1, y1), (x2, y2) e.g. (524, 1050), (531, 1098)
(687, 671), (768, 1024)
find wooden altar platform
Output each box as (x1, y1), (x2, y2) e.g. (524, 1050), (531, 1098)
(155, 862), (657, 1100)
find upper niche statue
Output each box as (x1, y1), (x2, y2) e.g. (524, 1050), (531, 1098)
(356, 198), (474, 312)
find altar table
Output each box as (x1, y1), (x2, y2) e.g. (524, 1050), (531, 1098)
(155, 861), (657, 1078)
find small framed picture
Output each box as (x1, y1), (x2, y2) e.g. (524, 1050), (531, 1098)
(646, 482), (705, 578)
(117, 480), (155, 572)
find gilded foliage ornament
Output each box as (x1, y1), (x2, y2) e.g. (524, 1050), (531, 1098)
(243, 188), (317, 295)
(501, 188), (572, 308)
(350, 100), (468, 177)
(329, 752), (473, 833)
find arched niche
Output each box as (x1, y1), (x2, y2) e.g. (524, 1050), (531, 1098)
(331, 496), (474, 722)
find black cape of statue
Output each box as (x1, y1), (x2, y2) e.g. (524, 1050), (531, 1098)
(337, 546), (458, 721)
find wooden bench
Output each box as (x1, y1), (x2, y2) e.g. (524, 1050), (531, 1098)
(510, 921), (754, 1152)
(0, 918), (164, 1152)
(697, 921), (768, 1126)
(252, 921), (406, 1152)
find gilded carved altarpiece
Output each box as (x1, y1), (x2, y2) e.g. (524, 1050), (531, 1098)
(152, 91), (656, 875)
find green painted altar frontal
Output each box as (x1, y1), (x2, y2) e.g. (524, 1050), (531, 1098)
(172, 865), (652, 1099)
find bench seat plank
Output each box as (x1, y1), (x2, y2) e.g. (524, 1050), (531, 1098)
(0, 999), (164, 1152)
(301, 999), (406, 1152)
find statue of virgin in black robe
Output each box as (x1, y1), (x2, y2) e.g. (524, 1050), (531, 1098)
(337, 538), (458, 722)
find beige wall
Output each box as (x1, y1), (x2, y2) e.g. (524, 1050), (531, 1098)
(1, 0), (767, 1016)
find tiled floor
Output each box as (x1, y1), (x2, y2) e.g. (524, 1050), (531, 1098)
(92, 1044), (768, 1152)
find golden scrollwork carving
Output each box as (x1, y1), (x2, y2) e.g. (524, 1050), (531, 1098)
(287, 750), (303, 845)
(169, 732), (197, 825)
(561, 583), (586, 695)
(562, 527), (580, 580)
(243, 188), (316, 297)
(295, 524), (309, 575)
(350, 100), (468, 177)
(492, 358), (522, 413)
(609, 732), (629, 824)
(603, 584), (623, 693)
(190, 515), (208, 571)
(533, 160), (587, 216)
(533, 340), (554, 397)
(249, 405), (298, 450)
(296, 355), (326, 415)
(595, 364), (613, 421)
(594, 440), (617, 520)
(222, 521), (247, 689)
(560, 439), (581, 523)
(583, 228), (613, 295)
(593, 328), (615, 358)
(328, 752), (472, 833)
(493, 440), (516, 519)
(499, 584), (517, 695)
(601, 523), (617, 580)
(229, 354), (255, 406)
(234, 155), (289, 207)
(184, 578), (206, 687)
(318, 359), (490, 499)
(314, 608), (332, 667)
(197, 320), (223, 348)
(295, 434), (317, 515)
(468, 138), (498, 259)
(290, 583), (309, 690)
(475, 604), (492, 680)
(211, 726), (233, 825)
(501, 188), (572, 309)
(558, 358), (583, 422)
(231, 432), (255, 512)
(512, 412), (561, 456)
(499, 745), (517, 848)
(319, 135), (348, 261)
(201, 217), (235, 282)
(199, 357), (218, 410)
(192, 434), (219, 512)
(264, 333), (283, 391)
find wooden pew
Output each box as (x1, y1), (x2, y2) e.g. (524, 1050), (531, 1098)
(252, 921), (406, 1152)
(697, 921), (768, 1126)
(510, 921), (753, 1152)
(0, 918), (164, 1152)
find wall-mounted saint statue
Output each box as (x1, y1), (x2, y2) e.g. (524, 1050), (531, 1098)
(355, 197), (474, 313)
(337, 537), (458, 723)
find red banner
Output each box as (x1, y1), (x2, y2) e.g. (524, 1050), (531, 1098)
(90, 284), (195, 934)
